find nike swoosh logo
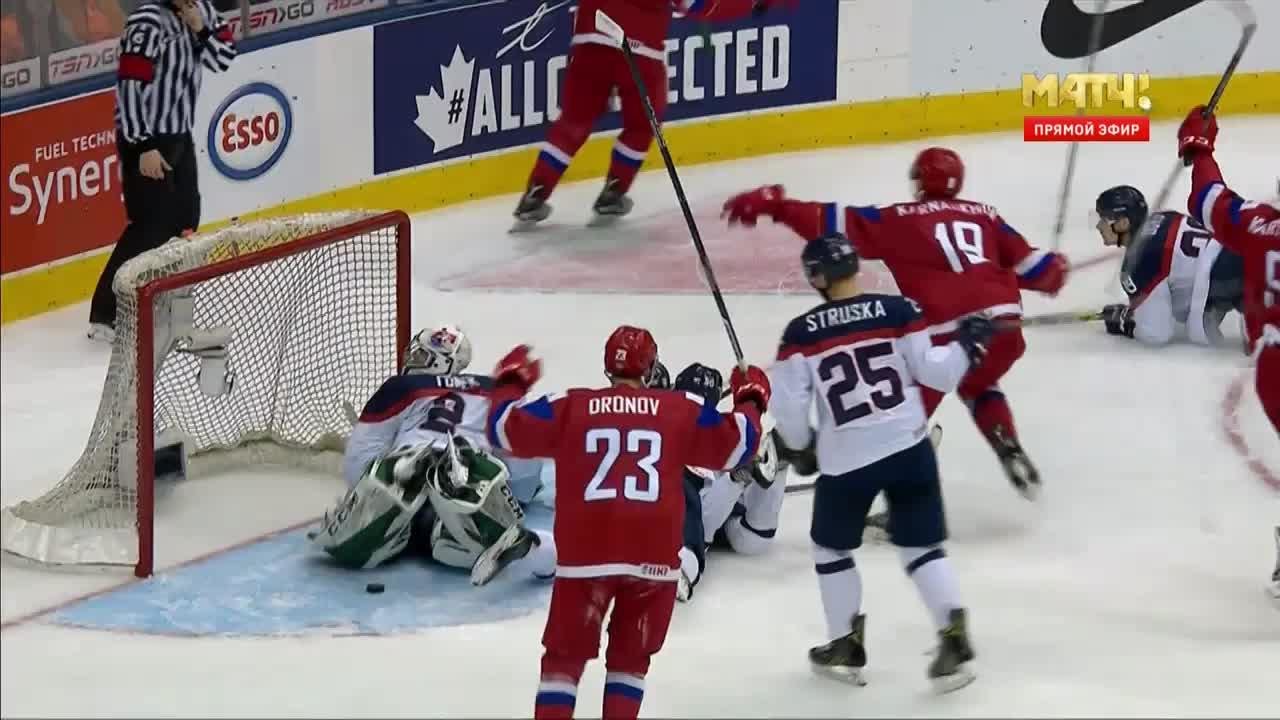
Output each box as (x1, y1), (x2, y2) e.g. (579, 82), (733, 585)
(1041, 0), (1207, 59)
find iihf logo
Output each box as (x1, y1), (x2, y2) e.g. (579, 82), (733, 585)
(414, 45), (476, 153)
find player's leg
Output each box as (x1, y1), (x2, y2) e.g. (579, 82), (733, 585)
(601, 577), (678, 719)
(1255, 345), (1280, 434)
(956, 321), (1038, 498)
(517, 45), (616, 223)
(678, 472), (708, 602)
(723, 475), (786, 556)
(807, 468), (880, 684)
(536, 577), (616, 719)
(881, 438), (974, 692)
(307, 445), (434, 568)
(595, 55), (668, 217)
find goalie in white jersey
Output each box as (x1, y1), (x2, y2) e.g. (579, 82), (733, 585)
(309, 326), (555, 586)
(768, 233), (999, 693)
(1095, 185), (1243, 346)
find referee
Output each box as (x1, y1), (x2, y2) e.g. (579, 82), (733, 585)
(88, 0), (236, 341)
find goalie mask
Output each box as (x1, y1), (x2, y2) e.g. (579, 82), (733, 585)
(404, 325), (473, 376)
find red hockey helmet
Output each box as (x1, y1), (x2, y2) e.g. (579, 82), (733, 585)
(910, 147), (964, 199)
(604, 325), (659, 382)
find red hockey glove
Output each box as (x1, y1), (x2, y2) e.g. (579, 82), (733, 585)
(493, 344), (541, 392)
(722, 185), (786, 228)
(1177, 105), (1218, 161)
(729, 364), (771, 412)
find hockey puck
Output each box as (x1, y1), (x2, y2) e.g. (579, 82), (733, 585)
(366, 582), (385, 594)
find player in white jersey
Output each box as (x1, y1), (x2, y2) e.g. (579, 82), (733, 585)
(1095, 185), (1243, 346)
(309, 326), (556, 585)
(768, 234), (998, 693)
(651, 362), (789, 602)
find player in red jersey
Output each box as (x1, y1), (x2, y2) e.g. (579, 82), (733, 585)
(721, 147), (1070, 498)
(485, 327), (769, 720)
(513, 0), (789, 227)
(1178, 105), (1280, 433)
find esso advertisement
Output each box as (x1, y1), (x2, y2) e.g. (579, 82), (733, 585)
(208, 83), (293, 181)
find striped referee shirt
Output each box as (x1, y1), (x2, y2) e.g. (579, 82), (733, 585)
(115, 0), (236, 150)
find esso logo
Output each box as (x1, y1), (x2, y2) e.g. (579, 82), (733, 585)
(208, 82), (293, 180)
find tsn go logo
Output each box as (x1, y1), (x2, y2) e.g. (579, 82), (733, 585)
(207, 82), (294, 181)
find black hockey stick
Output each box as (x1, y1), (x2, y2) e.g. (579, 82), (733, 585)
(1050, 0), (1110, 251)
(1150, 3), (1257, 212)
(595, 10), (747, 371)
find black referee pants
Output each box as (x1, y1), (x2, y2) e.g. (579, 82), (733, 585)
(89, 132), (201, 327)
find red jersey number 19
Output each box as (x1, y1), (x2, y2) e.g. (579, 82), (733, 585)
(935, 220), (986, 273)
(584, 428), (662, 502)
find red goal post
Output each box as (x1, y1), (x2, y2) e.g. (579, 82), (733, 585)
(1, 211), (411, 577)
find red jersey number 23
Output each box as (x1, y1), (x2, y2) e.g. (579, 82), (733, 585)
(584, 428), (662, 502)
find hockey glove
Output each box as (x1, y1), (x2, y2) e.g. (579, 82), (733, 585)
(722, 185), (785, 227)
(954, 315), (997, 366)
(729, 364), (771, 412)
(493, 344), (541, 392)
(773, 428), (817, 476)
(1177, 105), (1218, 161)
(1101, 303), (1136, 338)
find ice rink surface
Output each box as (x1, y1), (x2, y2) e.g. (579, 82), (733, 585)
(3, 118), (1278, 717)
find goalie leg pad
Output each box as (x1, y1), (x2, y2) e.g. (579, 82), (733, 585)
(308, 452), (431, 569)
(426, 447), (524, 569)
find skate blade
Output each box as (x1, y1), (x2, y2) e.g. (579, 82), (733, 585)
(1267, 584), (1280, 606)
(810, 663), (867, 687)
(1017, 481), (1042, 502)
(510, 217), (544, 233)
(930, 666), (976, 694)
(587, 212), (625, 228)
(928, 424), (943, 449)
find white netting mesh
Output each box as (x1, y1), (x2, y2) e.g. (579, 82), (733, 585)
(1, 212), (404, 569)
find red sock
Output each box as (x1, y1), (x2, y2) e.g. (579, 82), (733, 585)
(968, 389), (1017, 446)
(534, 672), (580, 719)
(601, 671), (645, 719)
(605, 140), (647, 194)
(528, 143), (575, 197)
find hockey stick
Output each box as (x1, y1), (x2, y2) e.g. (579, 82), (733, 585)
(1021, 309), (1104, 327)
(1149, 3), (1257, 212)
(595, 10), (747, 371)
(1050, 0), (1110, 251)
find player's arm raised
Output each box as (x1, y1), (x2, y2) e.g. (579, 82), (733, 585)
(485, 346), (560, 459)
(721, 186), (885, 260)
(1181, 107), (1279, 254)
(683, 365), (770, 472)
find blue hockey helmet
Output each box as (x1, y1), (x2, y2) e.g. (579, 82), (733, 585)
(1095, 185), (1148, 234)
(674, 362), (724, 406)
(802, 233), (859, 292)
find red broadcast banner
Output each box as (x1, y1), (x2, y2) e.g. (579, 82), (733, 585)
(1023, 116), (1151, 142)
(0, 90), (125, 274)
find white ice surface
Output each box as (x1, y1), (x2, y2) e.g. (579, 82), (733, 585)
(3, 118), (1278, 717)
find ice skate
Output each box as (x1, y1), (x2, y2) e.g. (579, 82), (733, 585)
(992, 427), (1040, 500)
(1269, 526), (1280, 605)
(471, 525), (539, 586)
(677, 566), (694, 603)
(589, 177), (634, 224)
(809, 614), (867, 686)
(87, 323), (115, 343)
(928, 608), (976, 694)
(512, 185), (552, 231)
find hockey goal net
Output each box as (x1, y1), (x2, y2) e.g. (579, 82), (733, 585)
(0, 211), (411, 577)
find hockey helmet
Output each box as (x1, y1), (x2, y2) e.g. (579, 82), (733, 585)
(1095, 185), (1149, 244)
(910, 147), (964, 199)
(403, 325), (472, 376)
(604, 325), (658, 382)
(647, 360), (672, 390)
(674, 362), (724, 406)
(802, 233), (860, 292)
